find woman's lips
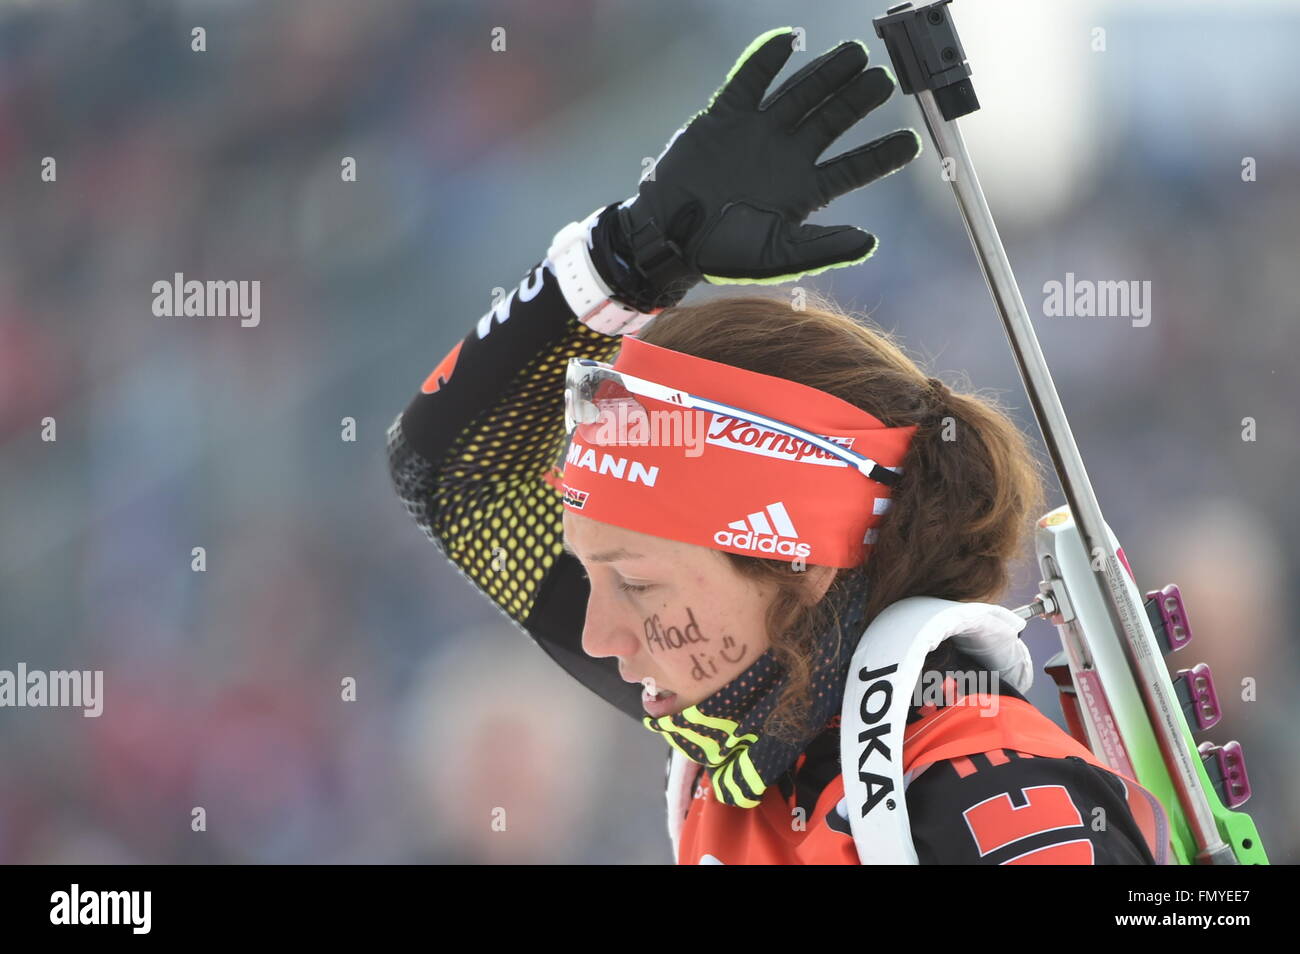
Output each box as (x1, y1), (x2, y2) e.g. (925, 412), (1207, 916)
(642, 684), (679, 718)
(622, 669), (679, 717)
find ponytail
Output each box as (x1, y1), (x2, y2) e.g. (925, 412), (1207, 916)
(865, 370), (1046, 625)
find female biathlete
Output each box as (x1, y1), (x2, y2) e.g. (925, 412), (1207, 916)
(387, 27), (1169, 865)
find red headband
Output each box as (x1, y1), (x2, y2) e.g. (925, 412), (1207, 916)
(547, 335), (918, 568)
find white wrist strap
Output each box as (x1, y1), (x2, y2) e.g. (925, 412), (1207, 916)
(547, 206), (658, 336)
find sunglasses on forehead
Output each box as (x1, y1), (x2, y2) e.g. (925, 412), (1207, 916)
(564, 357), (902, 488)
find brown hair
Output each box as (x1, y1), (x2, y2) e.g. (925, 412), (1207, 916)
(636, 291), (1046, 741)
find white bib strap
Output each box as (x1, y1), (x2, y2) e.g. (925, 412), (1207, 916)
(839, 597), (1031, 864)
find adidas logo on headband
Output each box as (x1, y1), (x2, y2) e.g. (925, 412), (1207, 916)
(714, 501), (811, 559)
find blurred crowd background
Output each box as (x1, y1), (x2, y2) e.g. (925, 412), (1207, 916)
(1, 0), (1296, 864)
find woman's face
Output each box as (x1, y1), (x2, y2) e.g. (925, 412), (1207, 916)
(562, 511), (834, 717)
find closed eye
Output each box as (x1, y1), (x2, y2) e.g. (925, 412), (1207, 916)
(575, 566), (652, 595)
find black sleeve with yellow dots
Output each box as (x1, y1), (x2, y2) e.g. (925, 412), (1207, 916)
(386, 254), (647, 721)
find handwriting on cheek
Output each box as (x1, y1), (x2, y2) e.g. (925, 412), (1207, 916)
(644, 607), (708, 654)
(690, 636), (749, 682)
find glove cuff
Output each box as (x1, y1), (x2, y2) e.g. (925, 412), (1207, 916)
(590, 201), (700, 312)
(548, 205), (658, 336)
(619, 204), (702, 309)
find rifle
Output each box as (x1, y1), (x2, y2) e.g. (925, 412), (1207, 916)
(872, 0), (1267, 864)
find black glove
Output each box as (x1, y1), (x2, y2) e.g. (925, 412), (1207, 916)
(592, 26), (921, 312)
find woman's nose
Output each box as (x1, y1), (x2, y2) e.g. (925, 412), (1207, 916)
(580, 585), (641, 660)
